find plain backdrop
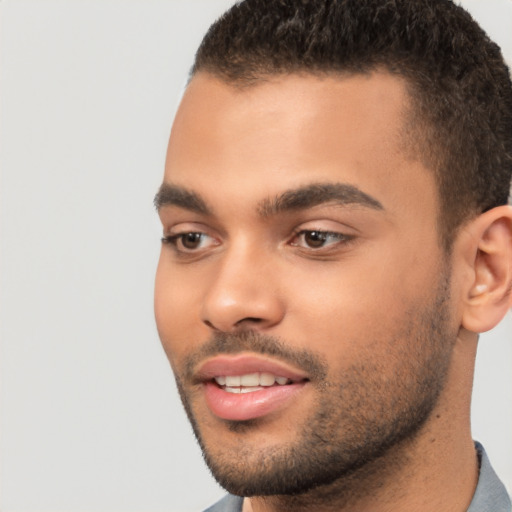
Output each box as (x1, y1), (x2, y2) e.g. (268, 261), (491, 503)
(1, 1), (511, 511)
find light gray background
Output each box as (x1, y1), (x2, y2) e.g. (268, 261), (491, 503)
(1, 1), (511, 511)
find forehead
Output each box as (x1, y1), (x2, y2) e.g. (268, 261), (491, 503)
(168, 71), (410, 164)
(164, 71), (436, 222)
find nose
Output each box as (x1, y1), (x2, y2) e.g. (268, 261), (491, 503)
(201, 244), (285, 333)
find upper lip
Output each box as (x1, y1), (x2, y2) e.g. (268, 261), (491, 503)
(195, 354), (310, 383)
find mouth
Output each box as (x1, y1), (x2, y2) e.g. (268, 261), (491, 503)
(213, 372), (298, 394)
(196, 355), (310, 421)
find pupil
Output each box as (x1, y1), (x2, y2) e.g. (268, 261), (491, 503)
(182, 233), (201, 249)
(305, 231), (326, 248)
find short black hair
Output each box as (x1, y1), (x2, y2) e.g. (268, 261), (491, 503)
(191, 0), (512, 249)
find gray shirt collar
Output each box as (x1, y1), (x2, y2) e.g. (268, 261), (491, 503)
(468, 442), (511, 512)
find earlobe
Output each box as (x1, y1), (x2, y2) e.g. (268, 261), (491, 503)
(461, 205), (512, 333)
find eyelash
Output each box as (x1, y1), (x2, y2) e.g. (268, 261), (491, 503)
(161, 228), (355, 257)
(290, 229), (355, 250)
(161, 232), (215, 251)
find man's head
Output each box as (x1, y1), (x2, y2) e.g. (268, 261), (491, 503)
(155, 0), (512, 507)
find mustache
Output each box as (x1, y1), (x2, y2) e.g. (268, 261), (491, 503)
(183, 330), (327, 381)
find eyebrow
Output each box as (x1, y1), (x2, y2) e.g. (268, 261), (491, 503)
(257, 182), (383, 217)
(154, 181), (384, 217)
(154, 183), (211, 214)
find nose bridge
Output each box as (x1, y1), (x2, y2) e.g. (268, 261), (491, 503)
(201, 237), (283, 332)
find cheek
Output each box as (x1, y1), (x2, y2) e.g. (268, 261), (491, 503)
(154, 255), (206, 364)
(283, 246), (436, 358)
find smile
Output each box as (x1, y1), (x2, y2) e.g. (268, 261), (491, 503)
(196, 355), (310, 421)
(214, 373), (293, 393)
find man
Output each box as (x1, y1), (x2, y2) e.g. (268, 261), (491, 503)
(154, 0), (512, 510)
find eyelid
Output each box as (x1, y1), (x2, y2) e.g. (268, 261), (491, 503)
(161, 233), (221, 264)
(161, 222), (222, 257)
(163, 220), (214, 237)
(288, 227), (357, 251)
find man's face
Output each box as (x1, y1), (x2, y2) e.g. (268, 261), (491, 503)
(155, 72), (459, 496)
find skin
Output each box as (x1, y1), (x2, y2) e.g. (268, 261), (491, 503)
(155, 71), (512, 511)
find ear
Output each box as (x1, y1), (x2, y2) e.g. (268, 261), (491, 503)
(461, 205), (512, 333)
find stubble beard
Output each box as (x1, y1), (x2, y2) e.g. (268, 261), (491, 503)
(173, 270), (456, 501)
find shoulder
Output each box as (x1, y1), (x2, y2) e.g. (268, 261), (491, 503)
(203, 494), (244, 512)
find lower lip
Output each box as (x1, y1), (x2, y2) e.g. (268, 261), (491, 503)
(203, 381), (306, 421)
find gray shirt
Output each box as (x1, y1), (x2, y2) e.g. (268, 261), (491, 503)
(468, 442), (511, 512)
(203, 443), (511, 512)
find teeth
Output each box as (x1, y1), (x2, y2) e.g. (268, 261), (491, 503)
(214, 373), (292, 388)
(225, 376), (241, 387)
(224, 386), (263, 394)
(260, 372), (275, 386)
(240, 373), (260, 386)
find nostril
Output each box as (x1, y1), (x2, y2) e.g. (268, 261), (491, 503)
(202, 316), (264, 332)
(235, 317), (264, 327)
(203, 319), (216, 329)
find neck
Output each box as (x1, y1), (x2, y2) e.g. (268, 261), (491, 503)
(245, 333), (479, 512)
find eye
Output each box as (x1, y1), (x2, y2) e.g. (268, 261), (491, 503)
(290, 229), (353, 249)
(162, 232), (218, 252)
